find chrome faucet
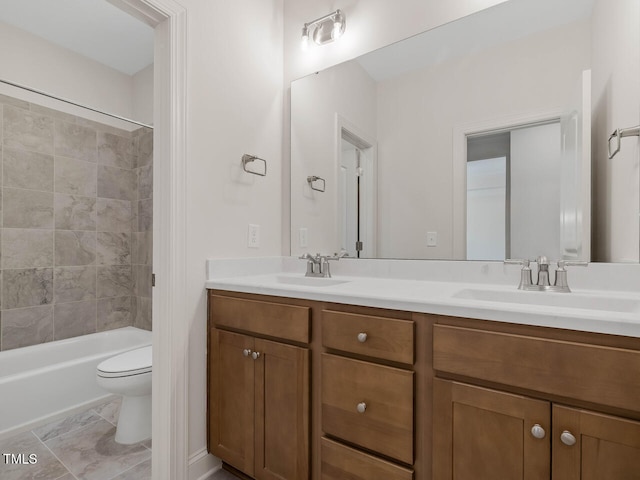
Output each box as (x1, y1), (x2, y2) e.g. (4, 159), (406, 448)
(299, 251), (347, 278)
(505, 257), (587, 293)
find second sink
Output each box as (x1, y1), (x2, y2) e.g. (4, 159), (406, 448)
(452, 288), (640, 313)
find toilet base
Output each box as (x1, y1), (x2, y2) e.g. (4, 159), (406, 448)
(114, 394), (151, 444)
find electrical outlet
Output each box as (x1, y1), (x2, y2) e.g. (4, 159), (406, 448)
(248, 224), (260, 248)
(299, 228), (308, 248)
(427, 231), (437, 247)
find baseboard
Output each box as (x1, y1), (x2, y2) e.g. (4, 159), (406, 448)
(188, 448), (222, 480)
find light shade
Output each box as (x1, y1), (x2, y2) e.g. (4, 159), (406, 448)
(301, 9), (346, 50)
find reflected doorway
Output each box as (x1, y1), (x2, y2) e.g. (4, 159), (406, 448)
(466, 121), (563, 261)
(338, 127), (376, 258)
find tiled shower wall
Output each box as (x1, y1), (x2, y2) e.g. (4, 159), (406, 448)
(0, 93), (152, 351)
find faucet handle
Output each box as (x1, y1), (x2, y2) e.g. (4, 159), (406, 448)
(556, 260), (588, 270)
(505, 259), (533, 290)
(505, 258), (531, 267)
(554, 260), (588, 291)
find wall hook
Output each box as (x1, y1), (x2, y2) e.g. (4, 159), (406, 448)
(242, 154), (267, 176)
(608, 125), (640, 159)
(307, 175), (325, 192)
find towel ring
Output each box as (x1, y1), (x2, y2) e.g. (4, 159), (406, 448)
(242, 154), (267, 176)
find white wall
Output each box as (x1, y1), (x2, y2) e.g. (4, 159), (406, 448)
(133, 63), (154, 125)
(591, 0), (640, 262)
(0, 20), (137, 121)
(181, 0), (284, 458)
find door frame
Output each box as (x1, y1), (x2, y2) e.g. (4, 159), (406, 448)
(109, 0), (189, 478)
(335, 114), (377, 258)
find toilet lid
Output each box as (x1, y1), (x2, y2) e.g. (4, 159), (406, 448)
(97, 345), (152, 378)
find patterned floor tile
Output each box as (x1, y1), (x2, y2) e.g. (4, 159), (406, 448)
(0, 431), (68, 480)
(45, 419), (150, 480)
(92, 397), (121, 425)
(109, 457), (151, 479)
(32, 408), (102, 442)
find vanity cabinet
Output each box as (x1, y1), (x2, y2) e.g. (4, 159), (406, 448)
(208, 293), (310, 480)
(208, 288), (640, 480)
(433, 322), (640, 479)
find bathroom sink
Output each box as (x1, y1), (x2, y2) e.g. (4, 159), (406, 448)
(275, 275), (350, 287)
(452, 288), (640, 313)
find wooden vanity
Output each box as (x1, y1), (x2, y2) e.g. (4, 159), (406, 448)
(207, 289), (640, 479)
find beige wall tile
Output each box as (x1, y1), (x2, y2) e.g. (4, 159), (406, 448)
(1, 305), (53, 350)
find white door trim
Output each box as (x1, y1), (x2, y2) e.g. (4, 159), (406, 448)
(112, 0), (189, 478)
(335, 114), (378, 258)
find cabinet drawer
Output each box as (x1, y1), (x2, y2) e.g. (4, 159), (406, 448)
(322, 354), (414, 464)
(433, 324), (640, 412)
(322, 310), (414, 364)
(321, 437), (413, 480)
(210, 294), (310, 344)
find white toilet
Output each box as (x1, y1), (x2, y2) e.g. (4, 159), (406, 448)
(96, 345), (152, 444)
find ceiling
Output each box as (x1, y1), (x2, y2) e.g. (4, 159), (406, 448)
(0, 0), (154, 76)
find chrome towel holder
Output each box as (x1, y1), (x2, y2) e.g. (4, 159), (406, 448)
(608, 125), (640, 159)
(241, 154), (267, 176)
(307, 175), (326, 192)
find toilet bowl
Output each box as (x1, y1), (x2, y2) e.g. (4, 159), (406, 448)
(96, 345), (152, 444)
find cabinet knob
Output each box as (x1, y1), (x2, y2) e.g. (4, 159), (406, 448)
(530, 424), (546, 439)
(357, 332), (368, 343)
(251, 351), (261, 360)
(356, 402), (367, 414)
(242, 349), (252, 357)
(560, 430), (576, 446)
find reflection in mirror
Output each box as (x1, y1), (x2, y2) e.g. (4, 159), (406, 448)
(466, 121), (579, 262)
(291, 0), (637, 262)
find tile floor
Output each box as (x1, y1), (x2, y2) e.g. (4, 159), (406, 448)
(0, 397), (151, 480)
(0, 397), (242, 480)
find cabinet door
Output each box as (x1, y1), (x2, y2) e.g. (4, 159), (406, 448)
(433, 379), (550, 480)
(209, 329), (255, 476)
(254, 338), (309, 480)
(553, 405), (640, 479)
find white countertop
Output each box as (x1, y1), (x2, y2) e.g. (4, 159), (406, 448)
(205, 257), (640, 338)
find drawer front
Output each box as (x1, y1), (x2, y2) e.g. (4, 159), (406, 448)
(433, 324), (640, 412)
(210, 294), (310, 344)
(322, 310), (414, 364)
(321, 437), (414, 480)
(322, 354), (414, 464)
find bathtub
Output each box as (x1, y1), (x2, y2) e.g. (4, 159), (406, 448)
(0, 326), (152, 437)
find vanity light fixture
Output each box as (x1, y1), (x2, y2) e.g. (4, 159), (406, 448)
(301, 9), (346, 50)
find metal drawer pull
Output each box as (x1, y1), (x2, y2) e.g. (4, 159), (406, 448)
(356, 402), (367, 414)
(251, 351), (261, 360)
(560, 430), (576, 446)
(242, 349), (252, 357)
(530, 424), (546, 439)
(357, 332), (368, 343)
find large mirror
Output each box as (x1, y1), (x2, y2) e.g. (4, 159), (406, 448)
(291, 0), (639, 263)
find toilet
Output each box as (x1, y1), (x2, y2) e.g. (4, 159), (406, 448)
(96, 345), (152, 444)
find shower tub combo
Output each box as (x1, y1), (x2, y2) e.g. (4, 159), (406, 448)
(0, 326), (152, 438)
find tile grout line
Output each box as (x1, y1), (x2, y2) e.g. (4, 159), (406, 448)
(29, 430), (79, 480)
(103, 454), (152, 480)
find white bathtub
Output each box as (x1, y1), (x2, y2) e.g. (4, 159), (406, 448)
(0, 326), (152, 437)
